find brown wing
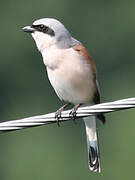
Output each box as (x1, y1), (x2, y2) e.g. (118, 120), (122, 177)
(73, 45), (97, 82)
(73, 45), (105, 123)
(73, 45), (100, 102)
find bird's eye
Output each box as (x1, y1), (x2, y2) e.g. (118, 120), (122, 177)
(39, 24), (44, 30)
(39, 24), (49, 33)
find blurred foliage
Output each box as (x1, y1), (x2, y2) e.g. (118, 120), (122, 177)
(0, 0), (135, 179)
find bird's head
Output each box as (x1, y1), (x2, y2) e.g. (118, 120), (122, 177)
(22, 18), (74, 52)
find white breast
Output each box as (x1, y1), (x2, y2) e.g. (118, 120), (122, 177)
(42, 46), (96, 104)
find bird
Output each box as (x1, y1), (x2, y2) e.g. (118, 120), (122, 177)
(22, 18), (105, 173)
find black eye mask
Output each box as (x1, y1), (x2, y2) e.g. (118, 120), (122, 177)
(31, 24), (55, 37)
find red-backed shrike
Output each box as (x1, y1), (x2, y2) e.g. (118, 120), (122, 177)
(22, 18), (105, 173)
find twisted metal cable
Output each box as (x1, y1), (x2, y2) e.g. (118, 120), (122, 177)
(0, 97), (135, 132)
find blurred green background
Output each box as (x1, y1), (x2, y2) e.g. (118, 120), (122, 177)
(0, 0), (135, 179)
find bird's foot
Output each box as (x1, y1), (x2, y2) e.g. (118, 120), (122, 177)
(69, 104), (82, 123)
(55, 103), (70, 127)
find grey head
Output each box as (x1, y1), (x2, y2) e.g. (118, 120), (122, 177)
(23, 18), (80, 52)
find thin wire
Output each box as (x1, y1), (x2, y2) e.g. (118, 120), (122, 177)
(0, 97), (135, 132)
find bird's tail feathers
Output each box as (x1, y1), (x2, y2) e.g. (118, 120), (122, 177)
(83, 116), (101, 173)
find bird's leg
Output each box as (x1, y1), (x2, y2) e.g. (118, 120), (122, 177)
(69, 104), (82, 121)
(55, 103), (70, 126)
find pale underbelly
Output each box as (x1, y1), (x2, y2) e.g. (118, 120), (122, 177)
(47, 67), (96, 105)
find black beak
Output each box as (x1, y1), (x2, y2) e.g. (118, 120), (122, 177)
(22, 26), (35, 33)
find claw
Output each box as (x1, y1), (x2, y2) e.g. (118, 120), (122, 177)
(55, 103), (70, 127)
(69, 109), (77, 118)
(55, 110), (61, 127)
(69, 104), (82, 120)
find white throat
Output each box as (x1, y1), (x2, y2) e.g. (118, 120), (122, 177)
(32, 31), (56, 52)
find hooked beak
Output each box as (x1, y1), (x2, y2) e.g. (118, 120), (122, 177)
(22, 26), (35, 33)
